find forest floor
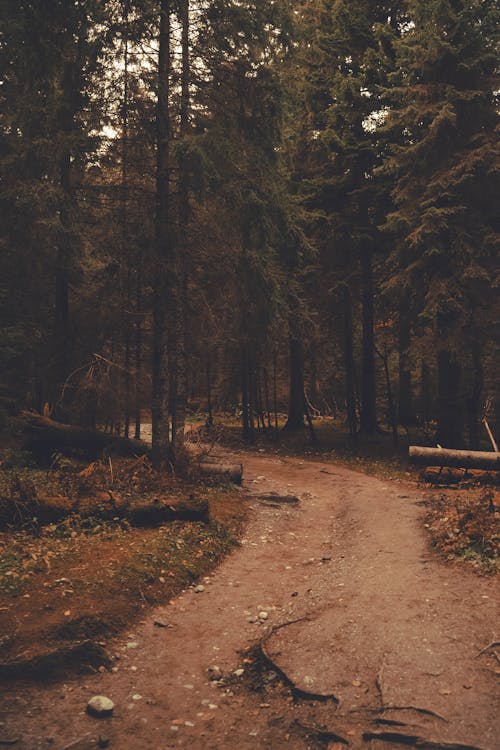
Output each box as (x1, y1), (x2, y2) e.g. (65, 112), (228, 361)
(0, 438), (499, 750)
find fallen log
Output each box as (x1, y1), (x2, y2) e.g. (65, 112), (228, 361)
(198, 462), (243, 485)
(409, 446), (500, 471)
(21, 412), (150, 460)
(20, 412), (243, 482)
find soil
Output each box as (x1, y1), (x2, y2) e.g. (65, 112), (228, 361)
(0, 450), (498, 750)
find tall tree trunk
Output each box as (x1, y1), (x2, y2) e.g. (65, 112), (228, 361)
(151, 0), (171, 469)
(420, 359), (431, 429)
(134, 261), (142, 440)
(398, 297), (414, 426)
(273, 347), (279, 431)
(170, 0), (190, 458)
(284, 327), (305, 431)
(436, 350), (464, 449)
(467, 337), (483, 450)
(359, 246), (377, 434)
(53, 61), (75, 415)
(121, 2), (131, 438)
(206, 355), (213, 429)
(342, 285), (357, 439)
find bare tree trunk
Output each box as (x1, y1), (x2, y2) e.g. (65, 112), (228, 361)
(121, 2), (131, 439)
(241, 355), (251, 441)
(436, 350), (464, 449)
(134, 261), (142, 440)
(170, 0), (190, 458)
(273, 347), (279, 431)
(359, 246), (377, 434)
(53, 61), (76, 415)
(206, 355), (213, 429)
(420, 359), (431, 429)
(377, 343), (398, 448)
(284, 319), (305, 431)
(398, 297), (414, 426)
(151, 0), (171, 470)
(466, 337), (483, 450)
(342, 285), (357, 440)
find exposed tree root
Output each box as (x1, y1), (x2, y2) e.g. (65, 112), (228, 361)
(258, 493), (301, 504)
(293, 719), (349, 745)
(353, 707), (448, 723)
(258, 618), (340, 703)
(376, 658), (386, 707)
(362, 731), (487, 750)
(476, 641), (500, 657)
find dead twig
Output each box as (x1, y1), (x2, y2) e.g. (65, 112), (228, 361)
(476, 641), (500, 657)
(61, 734), (92, 750)
(259, 617), (340, 703)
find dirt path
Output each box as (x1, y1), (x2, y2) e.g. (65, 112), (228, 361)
(2, 453), (498, 750)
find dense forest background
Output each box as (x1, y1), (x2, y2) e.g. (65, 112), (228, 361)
(1, 0), (498, 467)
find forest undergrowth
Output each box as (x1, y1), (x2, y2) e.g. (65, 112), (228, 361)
(0, 451), (246, 679)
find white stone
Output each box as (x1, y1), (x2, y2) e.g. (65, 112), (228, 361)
(87, 696), (115, 718)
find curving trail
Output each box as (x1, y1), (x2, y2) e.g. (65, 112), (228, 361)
(2, 452), (498, 750)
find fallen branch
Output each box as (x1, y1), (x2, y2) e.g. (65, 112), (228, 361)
(197, 461), (243, 485)
(259, 618), (339, 703)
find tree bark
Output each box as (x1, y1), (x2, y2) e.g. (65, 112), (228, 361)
(151, 0), (172, 469)
(436, 349), (464, 449)
(467, 337), (483, 450)
(121, 3), (132, 439)
(170, 0), (190, 458)
(398, 297), (414, 426)
(359, 246), (377, 433)
(134, 260), (142, 440)
(342, 285), (357, 439)
(284, 327), (305, 431)
(53, 57), (77, 414)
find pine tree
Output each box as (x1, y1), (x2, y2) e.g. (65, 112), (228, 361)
(382, 0), (499, 447)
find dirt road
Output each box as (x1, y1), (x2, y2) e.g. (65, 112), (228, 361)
(2, 453), (498, 750)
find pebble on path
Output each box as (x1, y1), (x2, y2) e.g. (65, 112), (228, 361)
(86, 696), (115, 718)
